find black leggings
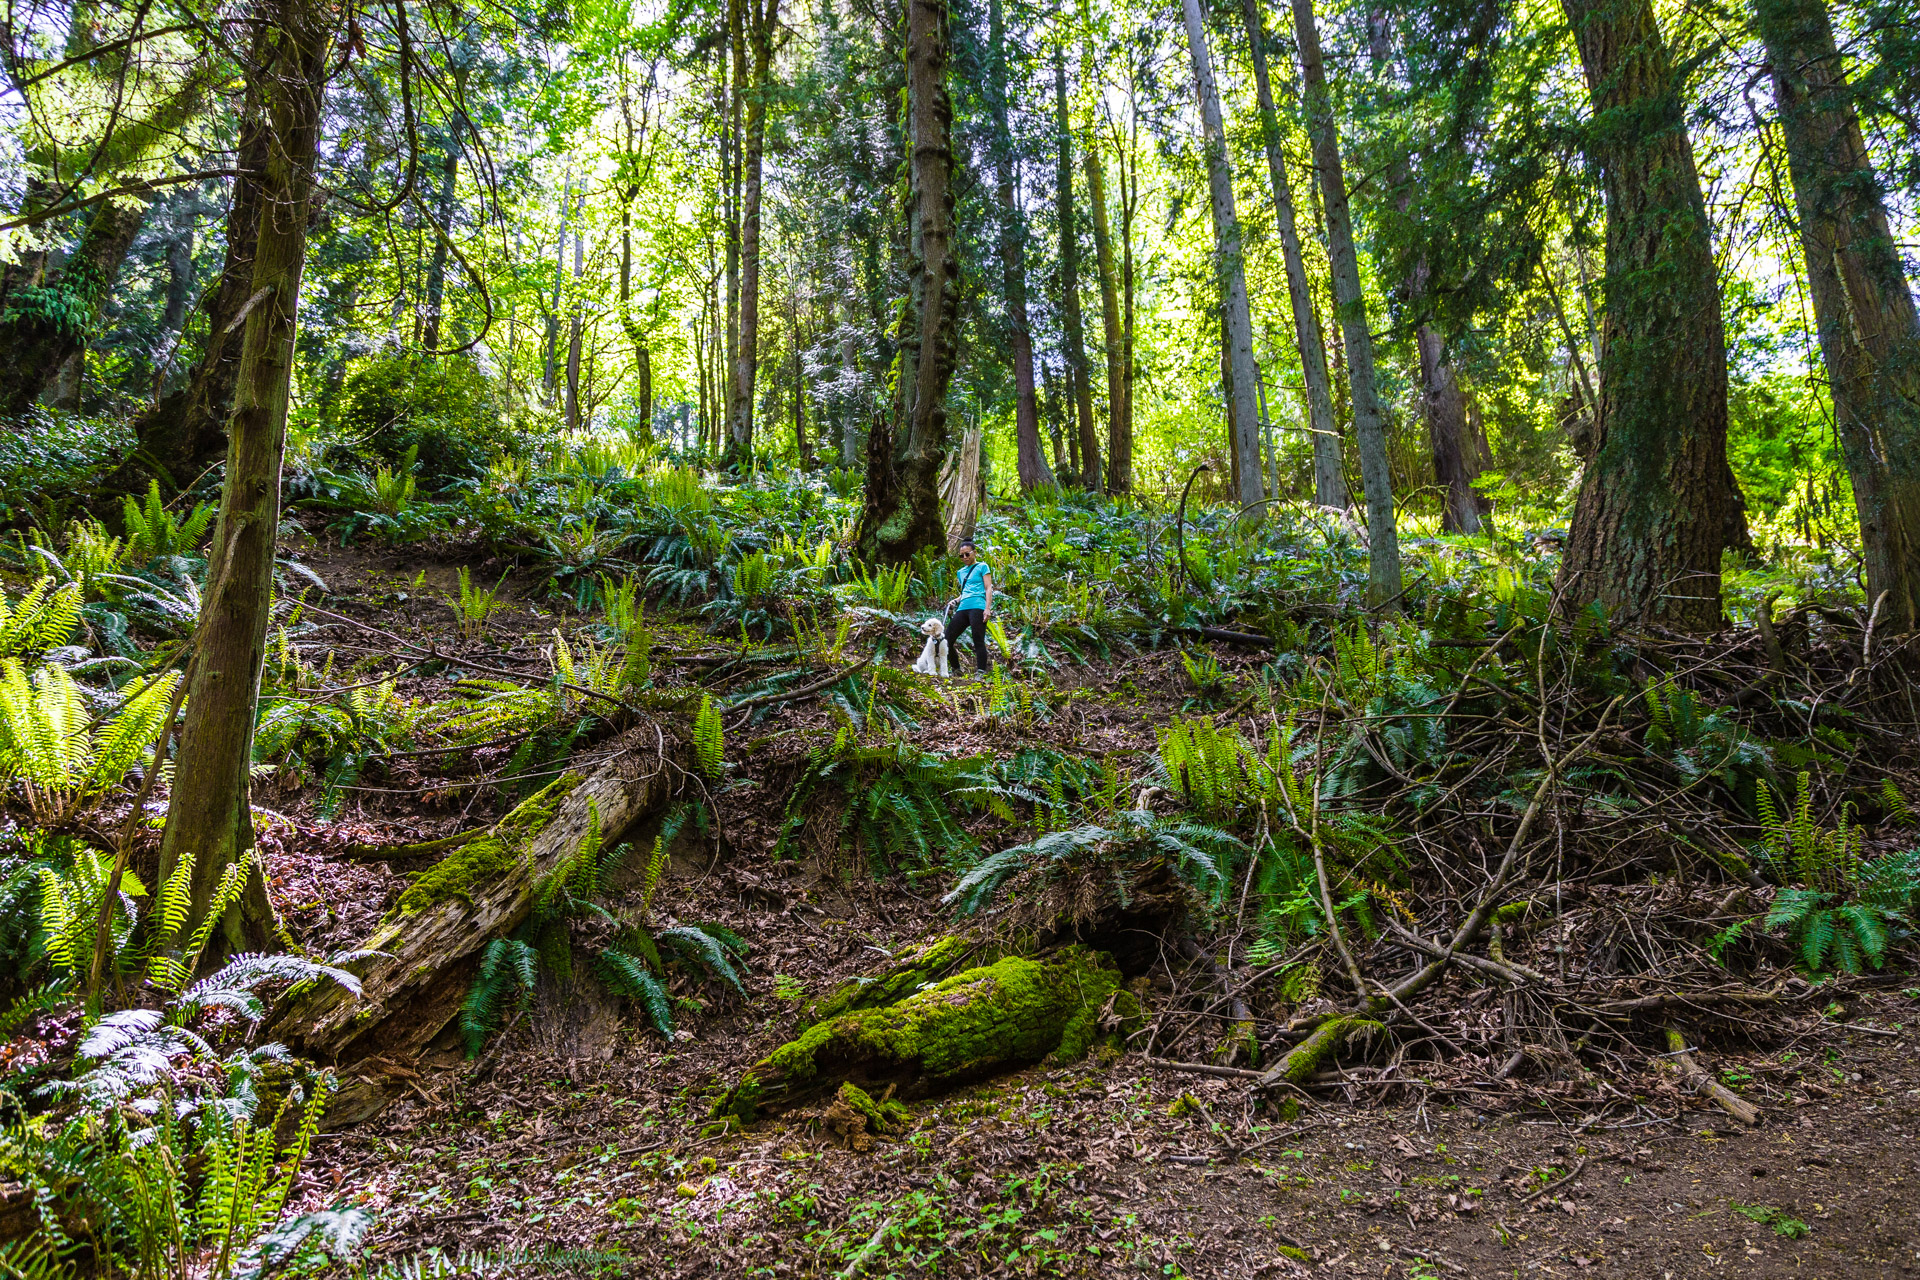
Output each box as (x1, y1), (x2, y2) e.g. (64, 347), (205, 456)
(947, 608), (989, 671)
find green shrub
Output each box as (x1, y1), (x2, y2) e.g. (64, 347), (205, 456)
(334, 353), (507, 484)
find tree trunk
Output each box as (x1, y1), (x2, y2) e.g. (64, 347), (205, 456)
(1084, 131), (1129, 495)
(156, 0), (331, 961)
(854, 0), (958, 563)
(158, 207), (196, 354)
(1555, 0), (1736, 631)
(565, 192), (584, 432)
(272, 754), (677, 1122)
(0, 195), (150, 418)
(421, 146), (459, 353)
(543, 178), (571, 400)
(1291, 0), (1402, 607)
(114, 140), (268, 496)
(989, 0), (1053, 493)
(1181, 0), (1264, 509)
(723, 0), (742, 460)
(1053, 56), (1102, 493)
(728, 0), (780, 467)
(1757, 0), (1920, 632)
(1243, 0), (1347, 509)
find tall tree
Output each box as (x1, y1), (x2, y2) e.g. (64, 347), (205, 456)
(156, 0), (332, 958)
(728, 0), (781, 466)
(1555, 0), (1737, 631)
(1053, 54), (1102, 492)
(1181, 0), (1263, 508)
(420, 140), (460, 352)
(1291, 0), (1401, 606)
(1242, 0), (1346, 508)
(989, 0), (1054, 491)
(564, 190), (585, 431)
(1083, 127), (1129, 494)
(855, 0), (957, 561)
(1755, 0), (1920, 632)
(1364, 10), (1490, 534)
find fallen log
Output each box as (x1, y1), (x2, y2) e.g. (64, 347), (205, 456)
(715, 948), (1142, 1124)
(270, 731), (679, 1122)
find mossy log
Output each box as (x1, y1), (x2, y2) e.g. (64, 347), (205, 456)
(804, 935), (989, 1027)
(271, 743), (677, 1115)
(1256, 1015), (1385, 1088)
(718, 948), (1141, 1122)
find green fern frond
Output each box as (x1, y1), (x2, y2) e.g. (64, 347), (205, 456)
(459, 937), (540, 1057)
(656, 924), (747, 995)
(693, 695), (724, 778)
(596, 947), (672, 1036)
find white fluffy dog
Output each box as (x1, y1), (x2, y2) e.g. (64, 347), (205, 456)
(912, 617), (950, 677)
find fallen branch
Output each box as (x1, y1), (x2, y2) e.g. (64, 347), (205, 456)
(1662, 1026), (1760, 1126)
(722, 648), (880, 717)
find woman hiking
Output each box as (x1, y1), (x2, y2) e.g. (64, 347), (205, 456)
(948, 540), (994, 675)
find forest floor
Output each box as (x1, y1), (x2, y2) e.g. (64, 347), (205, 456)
(266, 534), (1920, 1279)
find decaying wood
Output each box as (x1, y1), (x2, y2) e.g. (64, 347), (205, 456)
(271, 736), (678, 1118)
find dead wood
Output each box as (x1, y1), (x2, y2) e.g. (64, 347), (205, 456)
(270, 731), (679, 1121)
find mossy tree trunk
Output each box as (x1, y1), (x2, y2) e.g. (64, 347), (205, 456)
(0, 196), (150, 419)
(855, 0), (958, 563)
(726, 0), (780, 468)
(1554, 0), (1739, 632)
(155, 0), (332, 962)
(1756, 0), (1920, 633)
(1084, 127), (1130, 496)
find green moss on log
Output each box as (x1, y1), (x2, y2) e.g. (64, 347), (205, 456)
(397, 774), (581, 912)
(718, 947), (1141, 1122)
(836, 1082), (911, 1133)
(1261, 1015), (1384, 1086)
(806, 935), (983, 1026)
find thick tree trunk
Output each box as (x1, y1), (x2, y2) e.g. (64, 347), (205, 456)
(114, 134), (268, 495)
(273, 753), (677, 1123)
(1181, 0), (1264, 509)
(728, 0), (779, 467)
(421, 146), (458, 353)
(1292, 0), (1402, 607)
(1084, 135), (1129, 495)
(156, 0), (331, 960)
(1053, 56), (1102, 493)
(0, 195), (150, 418)
(855, 0), (957, 563)
(1554, 0), (1736, 632)
(1757, 0), (1920, 632)
(989, 0), (1053, 493)
(1244, 0), (1347, 509)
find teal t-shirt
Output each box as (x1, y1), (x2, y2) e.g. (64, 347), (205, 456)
(956, 561), (991, 610)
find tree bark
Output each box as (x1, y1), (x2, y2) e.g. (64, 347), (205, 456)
(421, 145), (458, 353)
(1756, 0), (1920, 632)
(156, 0), (331, 960)
(1554, 0), (1736, 631)
(1181, 0), (1264, 508)
(114, 139), (268, 496)
(565, 191), (585, 432)
(1053, 55), (1102, 492)
(0, 195), (150, 418)
(1243, 0), (1347, 508)
(989, 0), (1053, 493)
(1292, 0), (1402, 607)
(728, 0), (780, 467)
(855, 0), (958, 563)
(543, 178), (571, 400)
(273, 753), (677, 1122)
(1084, 130), (1129, 495)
